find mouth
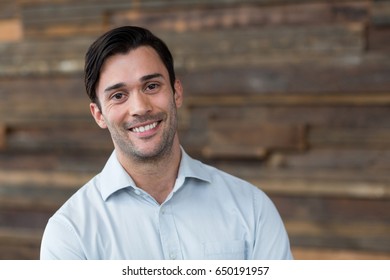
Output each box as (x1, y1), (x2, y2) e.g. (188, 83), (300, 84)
(129, 121), (160, 133)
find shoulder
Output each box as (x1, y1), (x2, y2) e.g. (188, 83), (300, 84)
(200, 160), (256, 188)
(196, 159), (267, 201)
(53, 173), (104, 221)
(40, 175), (102, 259)
(181, 150), (273, 210)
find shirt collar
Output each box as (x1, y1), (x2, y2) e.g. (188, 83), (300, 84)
(99, 148), (212, 201)
(99, 151), (137, 201)
(176, 147), (212, 184)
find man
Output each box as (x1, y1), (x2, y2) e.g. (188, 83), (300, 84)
(40, 26), (293, 259)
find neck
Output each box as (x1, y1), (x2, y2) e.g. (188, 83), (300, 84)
(116, 138), (182, 204)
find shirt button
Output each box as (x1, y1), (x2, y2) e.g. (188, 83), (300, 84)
(170, 253), (176, 260)
(134, 190), (141, 195)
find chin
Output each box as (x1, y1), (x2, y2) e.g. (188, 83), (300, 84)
(127, 144), (171, 161)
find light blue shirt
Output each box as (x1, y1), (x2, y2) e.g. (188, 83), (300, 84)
(40, 149), (292, 260)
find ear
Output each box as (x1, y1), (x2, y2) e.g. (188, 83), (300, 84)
(173, 79), (183, 108)
(90, 102), (107, 129)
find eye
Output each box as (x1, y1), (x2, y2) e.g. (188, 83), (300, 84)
(111, 92), (124, 100)
(145, 83), (160, 92)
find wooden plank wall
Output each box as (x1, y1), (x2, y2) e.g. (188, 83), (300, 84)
(0, 0), (389, 259)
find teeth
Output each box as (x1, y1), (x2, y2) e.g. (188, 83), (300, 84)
(132, 122), (158, 133)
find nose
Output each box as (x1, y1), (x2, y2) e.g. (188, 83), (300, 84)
(129, 92), (152, 116)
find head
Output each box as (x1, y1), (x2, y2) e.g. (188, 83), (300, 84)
(85, 26), (183, 162)
(85, 26), (176, 109)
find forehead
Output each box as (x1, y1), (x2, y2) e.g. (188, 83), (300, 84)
(98, 46), (168, 87)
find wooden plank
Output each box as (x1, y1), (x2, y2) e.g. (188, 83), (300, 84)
(202, 146), (268, 160)
(161, 24), (365, 60)
(0, 208), (53, 229)
(256, 178), (390, 199)
(0, 38), (91, 60)
(0, 170), (92, 190)
(285, 220), (390, 252)
(25, 23), (106, 39)
(0, 150), (109, 172)
(184, 106), (390, 128)
(272, 196), (390, 224)
(248, 165), (389, 185)
(292, 246), (390, 260)
(0, 228), (42, 245)
(0, 19), (23, 42)
(210, 156), (390, 199)
(19, 0), (370, 38)
(0, 123), (6, 150)
(112, 2), (370, 32)
(213, 149), (390, 181)
(5, 121), (112, 152)
(19, 0), (347, 10)
(329, 1), (370, 23)
(368, 26), (390, 51)
(0, 0), (19, 19)
(0, 228), (42, 260)
(309, 126), (390, 148)
(181, 105), (390, 157)
(180, 58), (390, 95)
(0, 244), (39, 260)
(185, 93), (390, 107)
(0, 193), (68, 212)
(203, 122), (306, 159)
(1, 22), (365, 75)
(0, 39), (90, 76)
(0, 169), (90, 212)
(0, 77), (90, 121)
(0, 169), (91, 212)
(18, 0), (271, 39)
(371, 0), (390, 26)
(265, 149), (390, 171)
(272, 194), (390, 253)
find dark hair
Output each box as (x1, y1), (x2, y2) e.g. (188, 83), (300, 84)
(84, 26), (176, 105)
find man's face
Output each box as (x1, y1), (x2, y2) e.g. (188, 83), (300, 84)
(90, 46), (183, 162)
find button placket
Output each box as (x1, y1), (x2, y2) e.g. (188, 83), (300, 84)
(158, 203), (183, 260)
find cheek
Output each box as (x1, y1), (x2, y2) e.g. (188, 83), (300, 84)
(104, 104), (127, 122)
(101, 112), (120, 131)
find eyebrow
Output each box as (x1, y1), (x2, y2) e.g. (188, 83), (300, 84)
(140, 73), (163, 82)
(104, 82), (126, 93)
(104, 73), (164, 93)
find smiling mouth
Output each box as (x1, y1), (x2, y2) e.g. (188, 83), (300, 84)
(130, 121), (160, 133)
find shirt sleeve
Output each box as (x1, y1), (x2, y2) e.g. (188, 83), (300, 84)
(40, 216), (86, 260)
(251, 189), (293, 260)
